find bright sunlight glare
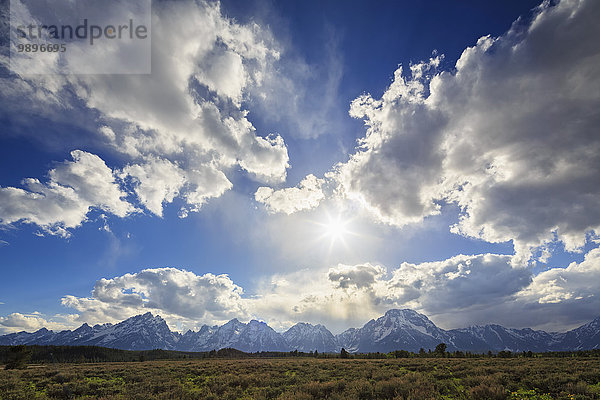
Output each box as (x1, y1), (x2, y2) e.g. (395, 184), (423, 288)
(308, 206), (372, 259)
(323, 215), (349, 241)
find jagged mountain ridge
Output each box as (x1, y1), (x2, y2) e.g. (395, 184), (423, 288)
(282, 322), (339, 353)
(337, 309), (449, 353)
(1, 309), (599, 353)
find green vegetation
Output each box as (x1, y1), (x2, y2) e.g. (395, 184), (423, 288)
(3, 344), (599, 365)
(1, 356), (599, 399)
(0, 346), (251, 364)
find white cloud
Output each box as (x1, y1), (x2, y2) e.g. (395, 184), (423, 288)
(67, 1), (289, 182)
(122, 158), (187, 217)
(182, 164), (234, 214)
(385, 254), (531, 314)
(248, 254), (531, 333)
(249, 250), (600, 332)
(245, 265), (384, 333)
(269, 0), (600, 262)
(58, 263), (393, 333)
(518, 247), (600, 306)
(0, 0), (290, 233)
(121, 158), (234, 217)
(98, 126), (116, 141)
(197, 50), (247, 105)
(438, 0), (600, 259)
(430, 248), (600, 331)
(255, 174), (325, 214)
(336, 56), (446, 227)
(328, 263), (385, 289)
(0, 150), (135, 236)
(5, 247), (600, 333)
(0, 312), (78, 335)
(61, 267), (249, 330)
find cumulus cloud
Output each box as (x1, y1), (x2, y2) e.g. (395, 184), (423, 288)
(122, 158), (187, 217)
(61, 267), (249, 329)
(3, 247), (599, 333)
(337, 56), (446, 226)
(430, 248), (600, 331)
(0, 0), (290, 234)
(385, 254), (531, 314)
(197, 50), (247, 105)
(0, 312), (78, 334)
(245, 265), (382, 333)
(57, 263), (393, 332)
(251, 251), (600, 332)
(67, 1), (289, 182)
(518, 247), (600, 306)
(437, 0), (600, 259)
(0, 150), (135, 236)
(120, 158), (234, 217)
(249, 254), (532, 332)
(328, 263), (385, 289)
(181, 164), (234, 214)
(255, 174), (325, 214)
(264, 0), (600, 263)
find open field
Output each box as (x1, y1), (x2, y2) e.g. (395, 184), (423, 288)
(1, 357), (600, 400)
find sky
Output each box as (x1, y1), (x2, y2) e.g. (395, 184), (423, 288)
(0, 0), (599, 335)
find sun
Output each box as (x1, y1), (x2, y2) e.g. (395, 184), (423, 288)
(309, 208), (364, 255)
(323, 215), (349, 241)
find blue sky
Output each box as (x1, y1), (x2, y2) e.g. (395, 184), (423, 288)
(1, 0), (599, 335)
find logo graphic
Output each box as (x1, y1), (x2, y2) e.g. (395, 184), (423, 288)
(10, 0), (151, 74)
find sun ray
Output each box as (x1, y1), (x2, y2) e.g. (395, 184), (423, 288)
(312, 211), (356, 256)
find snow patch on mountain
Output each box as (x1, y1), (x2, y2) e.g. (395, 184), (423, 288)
(1, 310), (599, 353)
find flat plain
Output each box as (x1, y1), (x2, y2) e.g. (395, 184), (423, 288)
(2, 357), (600, 399)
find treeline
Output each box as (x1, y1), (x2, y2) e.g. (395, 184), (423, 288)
(0, 345), (215, 366)
(0, 345), (336, 367)
(350, 344), (600, 359)
(362, 348), (600, 359)
(3, 344), (600, 368)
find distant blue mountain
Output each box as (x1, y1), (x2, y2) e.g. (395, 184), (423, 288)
(335, 309), (600, 353)
(1, 309), (598, 353)
(283, 322), (339, 353)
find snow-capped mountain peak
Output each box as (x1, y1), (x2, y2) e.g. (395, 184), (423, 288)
(1, 310), (599, 353)
(283, 322), (338, 353)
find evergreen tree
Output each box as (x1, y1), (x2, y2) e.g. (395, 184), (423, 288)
(5, 345), (31, 369)
(340, 348), (349, 359)
(434, 343), (447, 357)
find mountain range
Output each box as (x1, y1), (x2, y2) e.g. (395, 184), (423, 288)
(1, 309), (599, 353)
